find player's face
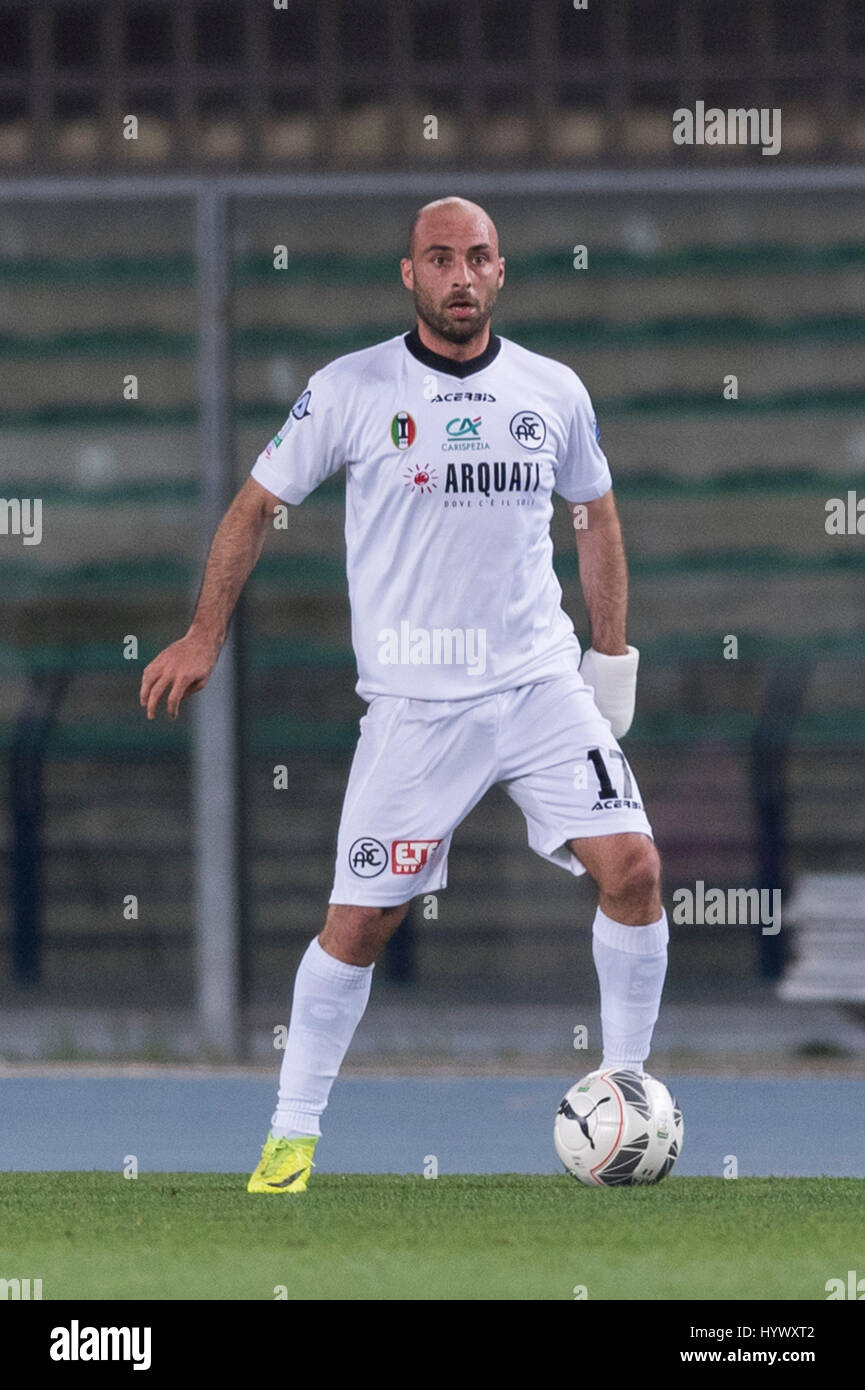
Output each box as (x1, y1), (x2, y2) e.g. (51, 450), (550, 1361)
(402, 211), (505, 347)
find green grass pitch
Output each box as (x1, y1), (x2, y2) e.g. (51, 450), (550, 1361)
(1, 1174), (862, 1301)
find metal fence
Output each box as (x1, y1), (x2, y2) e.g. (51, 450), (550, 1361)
(1, 0), (864, 169)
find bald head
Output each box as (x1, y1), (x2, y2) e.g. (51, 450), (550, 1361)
(400, 196), (505, 353)
(407, 196), (500, 260)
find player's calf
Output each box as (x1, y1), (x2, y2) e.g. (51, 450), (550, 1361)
(571, 833), (668, 1074)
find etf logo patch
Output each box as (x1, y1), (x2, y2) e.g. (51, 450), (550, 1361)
(391, 839), (441, 874)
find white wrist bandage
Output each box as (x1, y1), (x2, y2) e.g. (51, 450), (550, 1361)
(578, 645), (640, 738)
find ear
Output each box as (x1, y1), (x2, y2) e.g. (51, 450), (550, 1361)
(400, 256), (415, 291)
(497, 255), (506, 288)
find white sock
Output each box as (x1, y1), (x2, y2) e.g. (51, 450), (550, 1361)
(271, 936), (373, 1139)
(591, 906), (668, 1074)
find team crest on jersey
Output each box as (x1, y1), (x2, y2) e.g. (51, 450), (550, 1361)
(403, 465), (438, 495)
(391, 411), (417, 449)
(509, 411), (546, 450)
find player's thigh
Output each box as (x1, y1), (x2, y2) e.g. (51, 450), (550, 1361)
(499, 676), (654, 879)
(567, 831), (661, 900)
(330, 692), (498, 906)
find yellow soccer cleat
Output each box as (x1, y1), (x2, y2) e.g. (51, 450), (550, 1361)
(247, 1132), (318, 1194)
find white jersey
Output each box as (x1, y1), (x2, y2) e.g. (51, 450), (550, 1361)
(251, 330), (612, 701)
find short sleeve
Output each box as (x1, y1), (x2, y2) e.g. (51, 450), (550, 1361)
(250, 373), (345, 504)
(553, 379), (612, 503)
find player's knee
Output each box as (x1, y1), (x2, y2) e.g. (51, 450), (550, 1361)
(325, 903), (399, 935)
(607, 837), (661, 907)
(321, 902), (408, 964)
(349, 903), (406, 932)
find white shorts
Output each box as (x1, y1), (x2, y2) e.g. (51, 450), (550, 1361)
(329, 673), (654, 907)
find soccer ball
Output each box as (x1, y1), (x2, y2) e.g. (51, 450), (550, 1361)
(554, 1068), (683, 1186)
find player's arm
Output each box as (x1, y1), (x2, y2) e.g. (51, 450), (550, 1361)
(571, 489), (628, 655)
(139, 476), (281, 720)
(571, 489), (639, 737)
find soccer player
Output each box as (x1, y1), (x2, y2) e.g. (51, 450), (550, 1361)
(140, 197), (668, 1194)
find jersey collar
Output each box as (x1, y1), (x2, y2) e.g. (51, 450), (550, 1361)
(403, 328), (502, 379)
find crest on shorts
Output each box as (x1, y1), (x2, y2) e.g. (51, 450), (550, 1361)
(348, 837), (388, 877)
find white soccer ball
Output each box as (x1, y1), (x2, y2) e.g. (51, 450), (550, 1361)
(554, 1068), (683, 1186)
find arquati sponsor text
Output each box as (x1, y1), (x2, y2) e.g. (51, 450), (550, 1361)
(443, 460), (541, 494)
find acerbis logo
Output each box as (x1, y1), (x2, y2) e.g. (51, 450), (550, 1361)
(509, 411), (546, 450)
(392, 839), (442, 875)
(429, 391), (495, 403)
(403, 465), (438, 495)
(291, 389), (312, 420)
(391, 411), (417, 449)
(348, 837), (388, 877)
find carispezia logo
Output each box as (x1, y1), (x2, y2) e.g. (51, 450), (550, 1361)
(50, 1321), (152, 1371)
(442, 416), (489, 451)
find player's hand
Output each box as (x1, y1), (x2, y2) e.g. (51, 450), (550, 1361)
(139, 631), (221, 720)
(579, 645), (639, 738)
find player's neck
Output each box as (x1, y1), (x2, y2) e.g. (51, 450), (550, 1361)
(414, 319), (492, 363)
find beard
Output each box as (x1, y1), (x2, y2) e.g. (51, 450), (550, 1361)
(412, 281), (498, 345)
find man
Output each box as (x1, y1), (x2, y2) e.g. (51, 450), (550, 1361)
(140, 197), (667, 1195)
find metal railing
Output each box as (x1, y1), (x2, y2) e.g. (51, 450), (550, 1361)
(0, 0), (862, 169)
